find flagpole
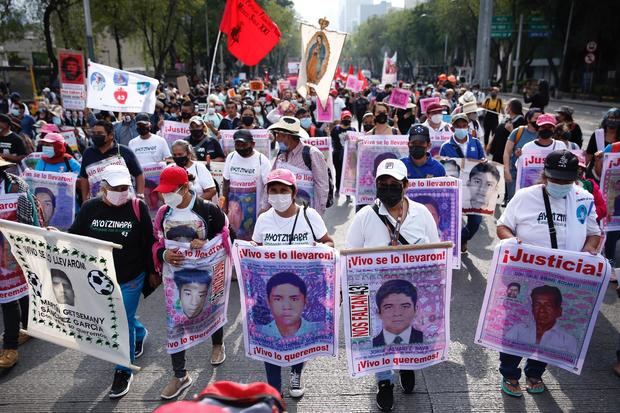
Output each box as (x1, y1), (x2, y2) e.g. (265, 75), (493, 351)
(208, 30), (222, 96)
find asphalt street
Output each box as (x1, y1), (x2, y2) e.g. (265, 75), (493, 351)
(0, 100), (618, 412)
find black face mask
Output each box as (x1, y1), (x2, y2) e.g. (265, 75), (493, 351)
(409, 145), (426, 160)
(91, 134), (107, 147)
(190, 129), (204, 140)
(173, 156), (189, 167)
(607, 120), (620, 130)
(530, 122), (540, 130)
(136, 125), (150, 136)
(241, 116), (254, 126)
(376, 184), (403, 208)
(363, 124), (374, 132)
(375, 113), (388, 124)
(180, 112), (192, 119)
(341, 120), (351, 127)
(538, 129), (554, 139)
(236, 147), (253, 157)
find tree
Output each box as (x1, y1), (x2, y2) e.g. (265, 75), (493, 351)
(92, 0), (136, 69)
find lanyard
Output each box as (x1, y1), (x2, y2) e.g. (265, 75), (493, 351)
(387, 202), (407, 246)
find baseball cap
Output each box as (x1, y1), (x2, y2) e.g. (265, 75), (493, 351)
(233, 129), (254, 142)
(451, 113), (469, 124)
(10, 92), (20, 100)
(341, 110), (352, 120)
(408, 124), (430, 143)
(40, 132), (65, 144)
(426, 103), (443, 114)
(556, 106), (574, 117)
(536, 113), (557, 127)
(376, 159), (407, 181)
(267, 168), (296, 187)
(101, 164), (132, 187)
(543, 150), (578, 181)
(329, 89), (338, 97)
(189, 116), (205, 126)
(154, 166), (189, 193)
(135, 113), (150, 123)
(0, 114), (10, 125)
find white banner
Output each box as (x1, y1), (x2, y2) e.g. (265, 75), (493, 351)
(86, 61), (159, 113)
(0, 220), (134, 368)
(22, 169), (77, 230)
(381, 52), (397, 86)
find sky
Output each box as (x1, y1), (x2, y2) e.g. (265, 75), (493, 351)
(293, 0), (404, 31)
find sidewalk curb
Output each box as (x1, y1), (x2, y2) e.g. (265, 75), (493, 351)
(503, 93), (618, 110)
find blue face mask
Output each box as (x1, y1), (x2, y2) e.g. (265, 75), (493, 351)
(42, 146), (55, 157)
(10, 108), (20, 117)
(454, 128), (468, 140)
(278, 141), (288, 152)
(546, 181), (573, 198)
(52, 116), (62, 126)
(300, 118), (312, 129)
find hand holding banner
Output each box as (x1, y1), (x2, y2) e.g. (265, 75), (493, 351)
(601, 152), (620, 231)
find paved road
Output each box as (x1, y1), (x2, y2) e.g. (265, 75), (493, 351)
(1, 104), (618, 412)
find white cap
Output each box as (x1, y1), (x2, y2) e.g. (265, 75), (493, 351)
(375, 159), (407, 181)
(101, 164), (132, 187)
(189, 115), (205, 126)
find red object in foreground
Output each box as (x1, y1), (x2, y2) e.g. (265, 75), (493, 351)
(219, 0), (281, 66)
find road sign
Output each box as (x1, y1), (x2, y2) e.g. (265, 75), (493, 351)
(527, 14), (550, 38)
(585, 53), (595, 64)
(586, 41), (597, 52)
(491, 15), (513, 39)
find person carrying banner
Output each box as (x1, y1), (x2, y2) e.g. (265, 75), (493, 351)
(520, 114), (567, 155)
(421, 102), (451, 140)
(400, 124), (446, 179)
(169, 140), (217, 201)
(252, 168), (333, 397)
(152, 166), (228, 400)
(345, 158), (439, 412)
(0, 157), (43, 369)
(78, 120), (145, 202)
(34, 132), (80, 173)
(185, 116), (225, 163)
(68, 164), (157, 398)
(495, 150), (600, 397)
(440, 114), (486, 253)
(128, 113), (171, 165)
(330, 110), (356, 197)
(267, 116), (329, 214)
(368, 103), (398, 136)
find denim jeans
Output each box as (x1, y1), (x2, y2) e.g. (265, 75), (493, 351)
(506, 165), (518, 202)
(2, 295), (28, 350)
(170, 327), (224, 378)
(116, 273), (147, 374)
(462, 214), (483, 244)
(604, 230), (620, 267)
(499, 352), (547, 380)
(264, 362), (304, 393)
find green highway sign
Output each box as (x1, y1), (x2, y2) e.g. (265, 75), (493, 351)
(491, 15), (514, 39)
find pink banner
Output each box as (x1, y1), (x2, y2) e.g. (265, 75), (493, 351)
(317, 97), (334, 123)
(388, 88), (412, 110)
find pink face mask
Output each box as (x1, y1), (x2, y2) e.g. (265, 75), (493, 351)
(106, 190), (130, 206)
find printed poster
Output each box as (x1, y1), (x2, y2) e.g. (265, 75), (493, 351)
(475, 240), (611, 374)
(407, 177), (462, 269)
(0, 195), (27, 303)
(162, 120), (190, 149)
(220, 129), (272, 160)
(22, 169), (77, 230)
(345, 75), (361, 93)
(387, 88), (411, 110)
(444, 158), (505, 216)
(58, 49), (86, 110)
(301, 135), (333, 168)
(419, 97), (439, 115)
(0, 219), (134, 368)
(316, 97), (334, 123)
(226, 158), (263, 242)
(601, 152), (620, 231)
(279, 162), (315, 208)
(22, 152), (43, 170)
(209, 161), (225, 194)
(84, 156), (131, 199)
(142, 162), (166, 213)
(233, 241), (339, 367)
(341, 132), (363, 196)
(516, 150), (584, 191)
(163, 236), (231, 353)
(341, 243), (452, 377)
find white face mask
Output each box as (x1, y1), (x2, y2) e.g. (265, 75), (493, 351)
(106, 190), (129, 206)
(268, 194), (293, 212)
(42, 146), (55, 157)
(430, 114), (443, 124)
(162, 187), (184, 208)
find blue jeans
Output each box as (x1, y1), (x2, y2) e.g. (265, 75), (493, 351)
(499, 352), (547, 380)
(462, 215), (483, 244)
(116, 273), (147, 373)
(264, 362), (303, 393)
(604, 230), (620, 267)
(376, 370), (394, 383)
(506, 165), (517, 202)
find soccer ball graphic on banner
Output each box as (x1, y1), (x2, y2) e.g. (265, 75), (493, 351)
(87, 270), (114, 295)
(27, 271), (42, 297)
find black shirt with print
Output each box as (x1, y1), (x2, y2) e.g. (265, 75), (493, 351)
(0, 132), (27, 156)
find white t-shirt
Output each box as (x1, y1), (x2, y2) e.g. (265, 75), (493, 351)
(162, 194), (206, 242)
(346, 198), (440, 248)
(166, 161), (215, 194)
(497, 184), (600, 250)
(128, 134), (171, 165)
(333, 96), (346, 120)
(422, 119), (452, 140)
(222, 151), (271, 187)
(521, 139), (567, 155)
(252, 206), (328, 245)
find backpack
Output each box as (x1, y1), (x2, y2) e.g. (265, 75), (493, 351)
(301, 145), (334, 208)
(513, 126), (526, 147)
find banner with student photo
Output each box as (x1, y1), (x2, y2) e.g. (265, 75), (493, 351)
(407, 178), (462, 269)
(302, 135), (333, 168)
(161, 120), (190, 149)
(430, 131), (452, 158)
(341, 132), (363, 196)
(601, 152), (620, 231)
(233, 241), (339, 367)
(22, 152), (43, 170)
(84, 156), (132, 199)
(279, 162), (315, 208)
(0, 195), (27, 303)
(474, 240), (611, 374)
(163, 235), (231, 354)
(59, 128), (80, 153)
(516, 150), (585, 191)
(341, 243), (453, 377)
(0, 219), (134, 368)
(220, 129), (272, 160)
(86, 61), (158, 113)
(448, 158), (505, 216)
(22, 169), (77, 230)
(209, 161), (225, 194)
(142, 162), (166, 213)
(58, 49), (86, 110)
(355, 135), (409, 205)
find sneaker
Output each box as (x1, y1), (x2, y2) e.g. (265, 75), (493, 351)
(399, 370), (415, 394)
(461, 242), (468, 254)
(109, 369), (133, 399)
(0, 349), (18, 368)
(135, 329), (148, 359)
(376, 380), (394, 412)
(160, 374), (193, 400)
(289, 370), (305, 398)
(211, 344), (226, 365)
(18, 330), (30, 346)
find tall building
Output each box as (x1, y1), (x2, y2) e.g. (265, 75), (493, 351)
(403, 0), (428, 9)
(340, 0), (391, 33)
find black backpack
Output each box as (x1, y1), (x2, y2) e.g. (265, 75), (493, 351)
(301, 145), (335, 208)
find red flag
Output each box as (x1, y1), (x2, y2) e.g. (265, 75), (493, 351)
(358, 70), (368, 89)
(219, 0), (281, 66)
(334, 66), (342, 81)
(347, 64), (355, 77)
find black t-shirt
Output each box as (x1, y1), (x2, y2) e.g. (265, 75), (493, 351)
(0, 132), (26, 156)
(219, 117), (240, 130)
(185, 135), (225, 161)
(330, 125), (356, 152)
(69, 198), (155, 284)
(586, 132), (601, 156)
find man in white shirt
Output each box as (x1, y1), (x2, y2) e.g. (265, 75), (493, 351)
(128, 113), (171, 165)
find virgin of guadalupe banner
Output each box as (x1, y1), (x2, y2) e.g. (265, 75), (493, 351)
(232, 241), (339, 367)
(474, 240), (611, 374)
(0, 195), (27, 303)
(22, 169), (77, 230)
(0, 219), (134, 368)
(85, 155), (131, 198)
(600, 152), (620, 231)
(219, 129), (272, 160)
(355, 135), (409, 205)
(142, 162), (166, 213)
(163, 235), (231, 353)
(86, 61), (159, 114)
(340, 243), (452, 377)
(296, 22), (347, 108)
(444, 158), (505, 216)
(341, 132), (363, 196)
(407, 178), (462, 269)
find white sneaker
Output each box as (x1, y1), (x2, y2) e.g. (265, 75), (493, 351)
(289, 370), (305, 398)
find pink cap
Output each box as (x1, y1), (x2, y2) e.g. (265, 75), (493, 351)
(40, 132), (65, 144)
(341, 110), (352, 120)
(41, 124), (59, 134)
(536, 113), (557, 127)
(267, 168), (296, 187)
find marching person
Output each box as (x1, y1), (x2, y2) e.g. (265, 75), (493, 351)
(169, 140), (217, 201)
(128, 113), (171, 166)
(520, 114), (567, 154)
(34, 132), (81, 173)
(495, 150), (600, 397)
(252, 168), (334, 398)
(421, 102), (451, 140)
(368, 103), (398, 135)
(185, 116), (225, 163)
(69, 164), (157, 398)
(330, 110), (356, 196)
(400, 124), (446, 179)
(346, 158), (439, 412)
(151, 166), (228, 400)
(555, 106), (582, 148)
